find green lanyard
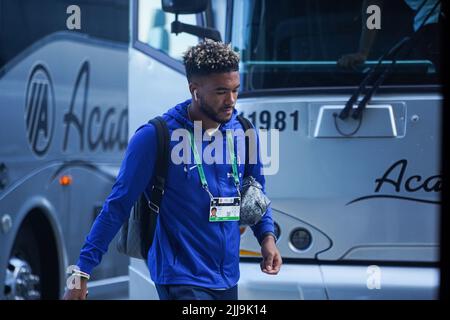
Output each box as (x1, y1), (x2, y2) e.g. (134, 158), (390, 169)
(226, 130), (240, 187)
(188, 130), (240, 198)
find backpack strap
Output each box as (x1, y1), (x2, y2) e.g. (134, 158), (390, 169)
(144, 116), (170, 214)
(236, 115), (254, 178)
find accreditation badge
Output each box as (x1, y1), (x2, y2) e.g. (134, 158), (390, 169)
(209, 197), (241, 222)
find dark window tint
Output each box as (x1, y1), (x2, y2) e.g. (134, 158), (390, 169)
(232, 0), (442, 90)
(0, 0), (129, 69)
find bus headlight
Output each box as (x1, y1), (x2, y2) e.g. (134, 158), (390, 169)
(290, 228), (312, 251)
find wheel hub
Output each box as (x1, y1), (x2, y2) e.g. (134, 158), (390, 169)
(4, 257), (41, 300)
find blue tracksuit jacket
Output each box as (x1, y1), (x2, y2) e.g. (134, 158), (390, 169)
(77, 99), (274, 289)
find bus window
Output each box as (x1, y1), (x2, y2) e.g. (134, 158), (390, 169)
(231, 0), (442, 91)
(0, 0), (128, 70)
(137, 0), (198, 61)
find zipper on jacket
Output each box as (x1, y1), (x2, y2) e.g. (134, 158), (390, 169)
(213, 160), (225, 280)
(216, 145), (236, 288)
(211, 153), (230, 286)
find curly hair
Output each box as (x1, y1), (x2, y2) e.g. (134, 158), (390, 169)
(183, 39), (240, 80)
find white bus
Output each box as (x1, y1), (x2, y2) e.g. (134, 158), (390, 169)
(0, 0), (130, 299)
(128, 0), (442, 299)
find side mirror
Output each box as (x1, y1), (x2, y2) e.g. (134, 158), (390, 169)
(161, 0), (222, 42)
(162, 0), (208, 14)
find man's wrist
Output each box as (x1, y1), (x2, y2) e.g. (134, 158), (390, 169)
(72, 275), (89, 282)
(261, 232), (277, 244)
(71, 269), (90, 280)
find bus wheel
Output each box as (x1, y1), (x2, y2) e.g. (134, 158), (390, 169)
(4, 226), (41, 300)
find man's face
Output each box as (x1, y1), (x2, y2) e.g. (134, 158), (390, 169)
(191, 71), (240, 124)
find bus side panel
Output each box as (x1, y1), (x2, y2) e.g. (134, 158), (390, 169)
(0, 34), (129, 298)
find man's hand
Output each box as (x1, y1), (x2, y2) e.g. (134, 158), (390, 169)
(63, 277), (88, 300)
(260, 235), (282, 275)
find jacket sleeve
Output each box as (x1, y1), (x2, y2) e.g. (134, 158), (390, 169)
(76, 124), (157, 275)
(244, 125), (275, 245)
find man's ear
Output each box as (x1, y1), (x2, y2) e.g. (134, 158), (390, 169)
(189, 82), (199, 102)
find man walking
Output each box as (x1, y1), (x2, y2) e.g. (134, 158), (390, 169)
(64, 39), (281, 300)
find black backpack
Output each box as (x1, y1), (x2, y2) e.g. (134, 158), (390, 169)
(117, 115), (253, 260)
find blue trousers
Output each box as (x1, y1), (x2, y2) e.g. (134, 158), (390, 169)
(155, 284), (238, 300)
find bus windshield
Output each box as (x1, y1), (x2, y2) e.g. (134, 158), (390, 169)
(231, 0), (442, 91)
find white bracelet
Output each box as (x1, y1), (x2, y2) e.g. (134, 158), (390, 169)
(73, 274), (90, 280)
(72, 271), (90, 280)
(77, 270), (90, 276)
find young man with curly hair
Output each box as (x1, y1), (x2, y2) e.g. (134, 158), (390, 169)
(64, 39), (281, 300)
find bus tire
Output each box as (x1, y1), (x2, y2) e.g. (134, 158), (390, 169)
(4, 223), (42, 299)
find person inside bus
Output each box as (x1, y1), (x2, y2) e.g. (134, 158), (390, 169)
(337, 0), (442, 71)
(63, 39), (281, 300)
